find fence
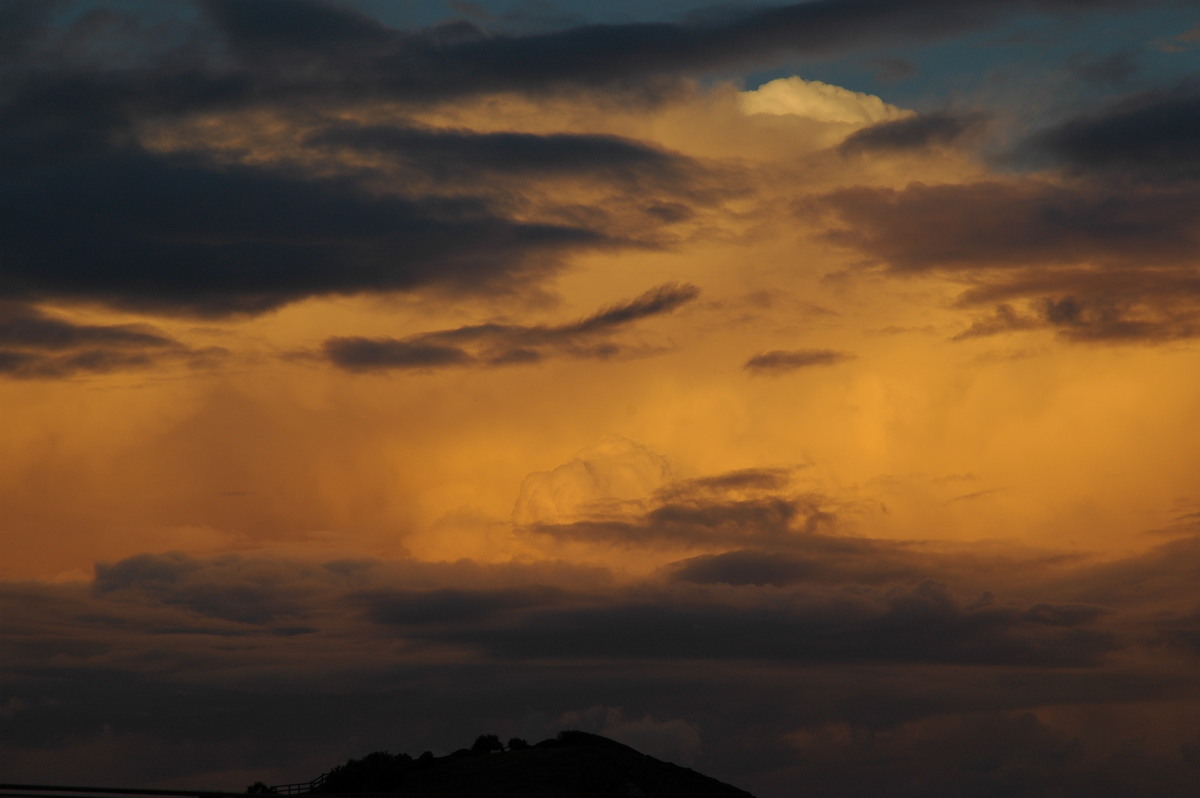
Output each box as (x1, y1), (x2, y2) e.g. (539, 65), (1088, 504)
(265, 771), (329, 796)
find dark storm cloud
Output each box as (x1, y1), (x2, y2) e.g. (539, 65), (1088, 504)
(0, 303), (225, 379)
(93, 551), (320, 626)
(7, 536), (1200, 793)
(202, 0), (393, 54)
(1029, 85), (1200, 180)
(323, 282), (699, 372)
(743, 349), (854, 374)
(813, 177), (1200, 343)
(0, 303), (174, 351)
(461, 0), (1155, 97)
(359, 585), (568, 626)
(11, 0), (1157, 119)
(473, 587), (1113, 667)
(669, 544), (930, 588)
(0, 146), (614, 316)
(816, 180), (1200, 272)
(838, 111), (989, 155)
(0, 0), (1172, 320)
(816, 86), (1200, 345)
(310, 123), (688, 180)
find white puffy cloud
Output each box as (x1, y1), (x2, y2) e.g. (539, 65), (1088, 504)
(738, 76), (910, 126)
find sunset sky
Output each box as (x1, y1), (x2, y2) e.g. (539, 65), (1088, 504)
(3, 1), (1200, 795)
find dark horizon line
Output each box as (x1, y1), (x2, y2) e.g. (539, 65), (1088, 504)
(0, 784), (248, 798)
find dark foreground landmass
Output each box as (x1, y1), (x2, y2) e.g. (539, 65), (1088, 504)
(277, 730), (756, 798)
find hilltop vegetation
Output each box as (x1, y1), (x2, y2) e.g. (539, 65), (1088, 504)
(256, 730), (755, 798)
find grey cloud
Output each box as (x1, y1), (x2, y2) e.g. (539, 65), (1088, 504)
(816, 180), (1200, 272)
(1028, 85), (1200, 181)
(436, 580), (1116, 667)
(839, 111), (989, 155)
(359, 585), (569, 626)
(0, 303), (226, 379)
(0, 0), (1173, 321)
(0, 304), (175, 351)
(309, 123), (690, 182)
(93, 551), (319, 626)
(669, 545), (925, 588)
(952, 304), (1042, 341)
(0, 147), (612, 317)
(323, 282), (699, 372)
(1067, 50), (1140, 87)
(743, 349), (854, 374)
(6, 536), (1200, 794)
(320, 339), (475, 372)
(527, 496), (835, 549)
(814, 179), (1200, 344)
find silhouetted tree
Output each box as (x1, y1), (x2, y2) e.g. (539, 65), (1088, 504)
(507, 736), (530, 751)
(472, 733), (504, 754)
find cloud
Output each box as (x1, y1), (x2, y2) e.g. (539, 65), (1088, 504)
(743, 349), (854, 374)
(359, 585), (568, 627)
(432, 580), (1117, 667)
(0, 0), (1169, 323)
(323, 283), (700, 372)
(6, 532), (1200, 791)
(0, 146), (615, 317)
(1028, 85), (1200, 181)
(309, 123), (691, 181)
(816, 179), (1200, 272)
(951, 304), (1042, 341)
(521, 461), (838, 549)
(93, 551), (320, 626)
(838, 111), (989, 154)
(738, 76), (908, 125)
(0, 302), (225, 379)
(813, 178), (1200, 343)
(513, 436), (674, 526)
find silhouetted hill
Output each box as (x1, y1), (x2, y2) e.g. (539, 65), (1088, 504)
(300, 730), (757, 798)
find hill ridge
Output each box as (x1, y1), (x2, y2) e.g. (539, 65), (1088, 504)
(266, 730), (756, 798)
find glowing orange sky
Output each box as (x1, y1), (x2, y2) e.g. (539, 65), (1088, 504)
(4, 2), (1200, 796)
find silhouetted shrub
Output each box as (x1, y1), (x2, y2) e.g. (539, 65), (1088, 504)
(245, 782), (274, 795)
(315, 750), (417, 794)
(472, 733), (504, 754)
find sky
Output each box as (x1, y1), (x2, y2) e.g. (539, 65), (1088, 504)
(2, 0), (1200, 795)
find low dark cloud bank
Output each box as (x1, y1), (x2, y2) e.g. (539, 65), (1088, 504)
(5, 495), (1200, 795)
(3, 467), (1200, 795)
